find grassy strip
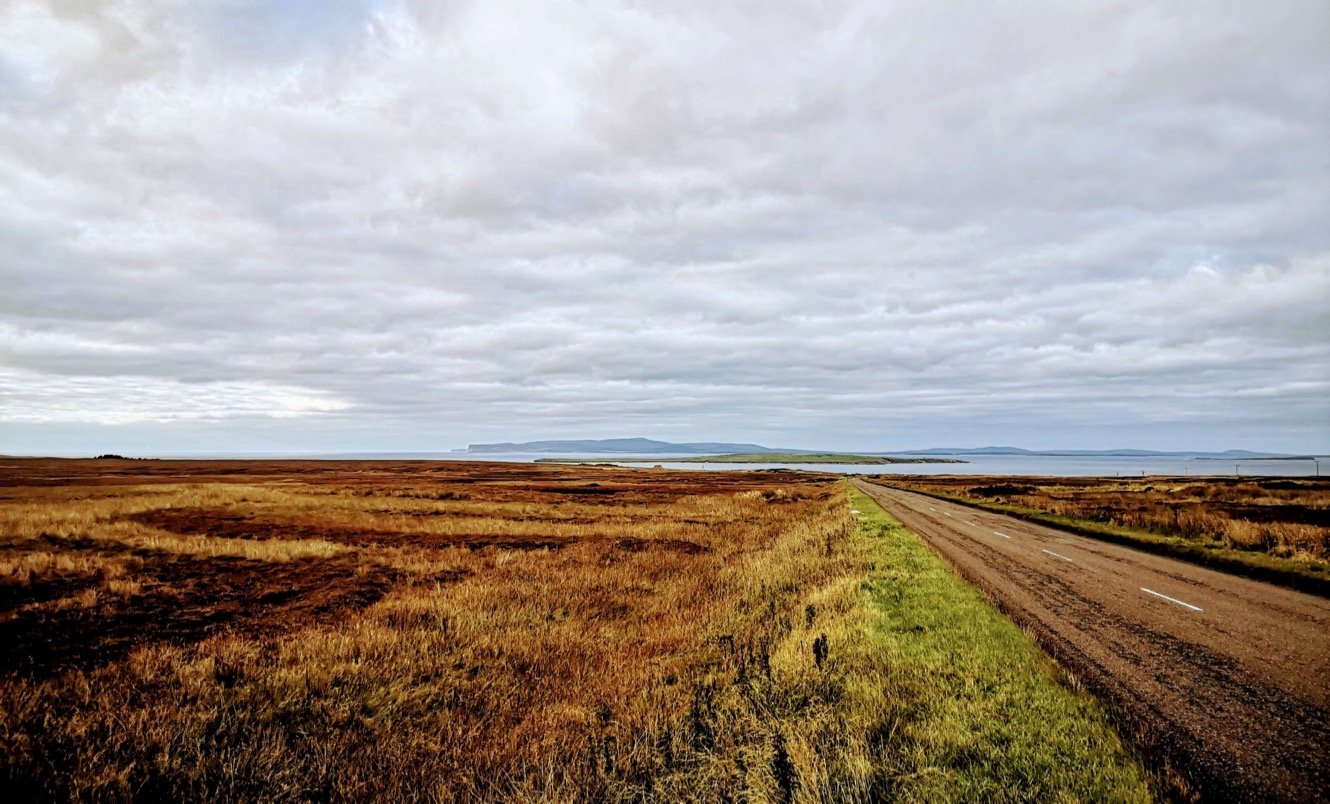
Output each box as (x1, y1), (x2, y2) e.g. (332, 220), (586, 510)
(834, 484), (1152, 801)
(873, 482), (1330, 598)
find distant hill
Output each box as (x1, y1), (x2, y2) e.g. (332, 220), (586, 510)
(539, 452), (966, 465)
(467, 438), (786, 455)
(899, 446), (1036, 456)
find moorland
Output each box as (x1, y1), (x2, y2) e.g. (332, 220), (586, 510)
(0, 458), (1150, 801)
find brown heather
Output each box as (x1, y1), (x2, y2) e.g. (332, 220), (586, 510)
(880, 475), (1330, 564)
(0, 460), (867, 800)
(0, 459), (1151, 802)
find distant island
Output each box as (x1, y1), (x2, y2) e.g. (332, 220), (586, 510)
(466, 438), (1298, 461)
(469, 438), (784, 454)
(537, 452), (966, 465)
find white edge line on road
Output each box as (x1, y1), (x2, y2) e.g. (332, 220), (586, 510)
(1140, 587), (1203, 612)
(991, 530), (1011, 539)
(1041, 548), (1074, 563)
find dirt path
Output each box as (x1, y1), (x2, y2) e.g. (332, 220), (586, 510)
(854, 479), (1330, 803)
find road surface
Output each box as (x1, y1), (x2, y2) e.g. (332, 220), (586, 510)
(853, 479), (1330, 803)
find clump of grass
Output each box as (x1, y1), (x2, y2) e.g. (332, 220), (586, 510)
(0, 551), (132, 587)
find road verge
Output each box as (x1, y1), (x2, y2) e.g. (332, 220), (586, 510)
(842, 483), (1153, 800)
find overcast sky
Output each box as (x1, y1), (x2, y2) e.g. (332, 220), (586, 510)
(2, 0), (1328, 455)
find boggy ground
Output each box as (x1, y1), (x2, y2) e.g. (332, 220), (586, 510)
(1, 545), (407, 676)
(0, 458), (1150, 801)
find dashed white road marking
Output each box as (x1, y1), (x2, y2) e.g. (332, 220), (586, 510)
(1042, 548), (1075, 563)
(991, 530), (1011, 539)
(927, 506), (937, 512)
(1140, 587), (1203, 612)
(942, 511), (954, 518)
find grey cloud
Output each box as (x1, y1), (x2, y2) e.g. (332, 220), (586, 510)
(1, 0), (1327, 454)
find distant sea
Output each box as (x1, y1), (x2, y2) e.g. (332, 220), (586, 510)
(140, 451), (1326, 478)
(430, 452), (1327, 478)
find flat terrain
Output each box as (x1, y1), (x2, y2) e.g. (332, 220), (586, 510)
(855, 479), (1330, 803)
(0, 458), (1149, 801)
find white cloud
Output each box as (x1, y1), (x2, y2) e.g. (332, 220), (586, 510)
(0, 367), (349, 424)
(1, 0), (1328, 452)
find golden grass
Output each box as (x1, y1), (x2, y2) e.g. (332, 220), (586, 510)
(0, 551), (131, 587)
(0, 467), (858, 798)
(0, 461), (1151, 800)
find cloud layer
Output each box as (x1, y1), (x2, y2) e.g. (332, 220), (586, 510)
(3, 0), (1328, 453)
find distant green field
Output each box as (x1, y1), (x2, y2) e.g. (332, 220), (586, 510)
(538, 452), (966, 465)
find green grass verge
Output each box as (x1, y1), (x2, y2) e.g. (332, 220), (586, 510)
(872, 483), (1330, 598)
(842, 484), (1153, 801)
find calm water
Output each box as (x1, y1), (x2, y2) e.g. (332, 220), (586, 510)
(443, 453), (1326, 478)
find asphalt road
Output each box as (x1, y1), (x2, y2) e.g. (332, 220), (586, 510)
(853, 479), (1330, 803)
